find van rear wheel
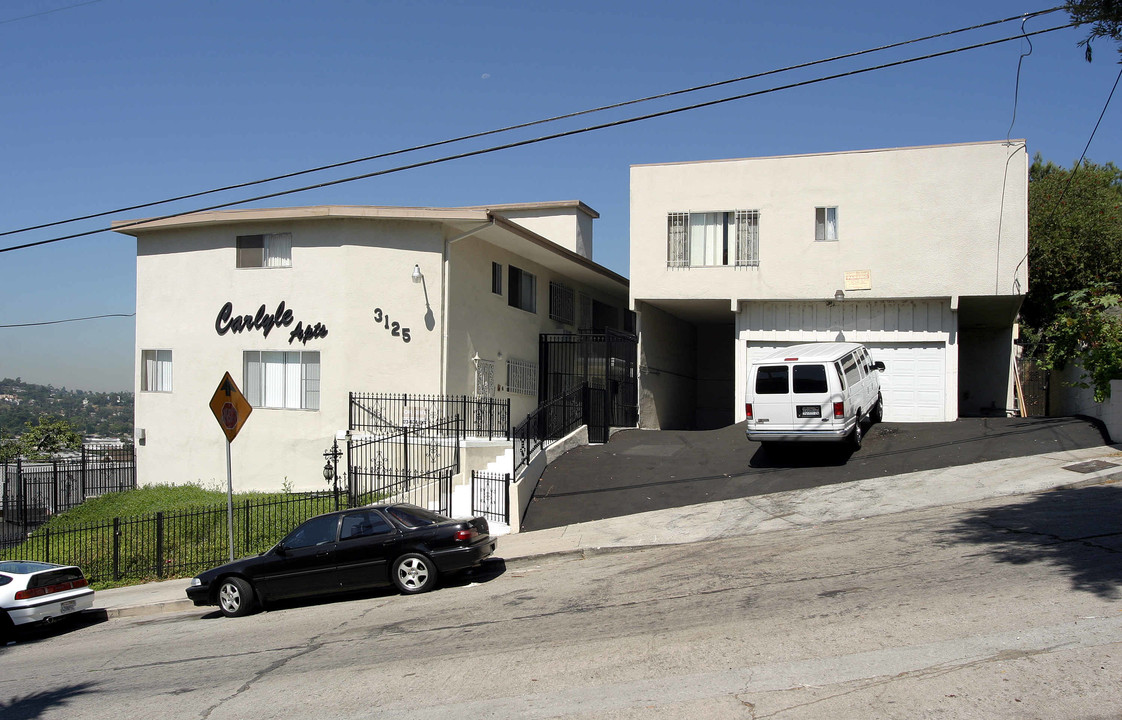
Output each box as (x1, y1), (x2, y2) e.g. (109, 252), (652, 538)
(849, 413), (864, 450)
(870, 395), (883, 423)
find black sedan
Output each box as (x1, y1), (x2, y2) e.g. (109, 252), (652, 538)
(186, 503), (496, 617)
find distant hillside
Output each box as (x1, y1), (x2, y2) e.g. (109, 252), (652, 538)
(0, 377), (132, 439)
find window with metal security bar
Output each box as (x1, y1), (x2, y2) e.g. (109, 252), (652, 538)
(243, 350), (320, 410)
(474, 357), (495, 397)
(815, 207), (838, 242)
(667, 210), (759, 267)
(549, 282), (575, 324)
(236, 233), (292, 268)
(505, 358), (537, 396)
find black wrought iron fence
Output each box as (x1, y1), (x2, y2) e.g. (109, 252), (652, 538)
(349, 392), (510, 440)
(512, 383), (585, 473)
(471, 470), (510, 525)
(2, 444), (136, 527)
(348, 416), (461, 515)
(0, 492), (341, 583)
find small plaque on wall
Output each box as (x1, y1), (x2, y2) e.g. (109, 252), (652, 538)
(844, 270), (871, 291)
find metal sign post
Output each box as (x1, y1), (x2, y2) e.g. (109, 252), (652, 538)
(209, 372), (253, 562)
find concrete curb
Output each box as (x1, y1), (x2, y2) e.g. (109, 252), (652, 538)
(85, 444), (1122, 621)
(102, 599), (197, 620)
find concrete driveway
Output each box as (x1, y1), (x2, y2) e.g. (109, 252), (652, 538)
(520, 416), (1111, 531)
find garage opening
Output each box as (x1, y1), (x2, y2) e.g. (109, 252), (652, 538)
(696, 322), (736, 429)
(636, 300), (737, 430)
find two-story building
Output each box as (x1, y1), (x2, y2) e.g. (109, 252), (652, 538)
(115, 201), (629, 493)
(629, 140), (1028, 430)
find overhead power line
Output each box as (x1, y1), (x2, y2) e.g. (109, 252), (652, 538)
(0, 21), (1075, 255)
(0, 313), (134, 328)
(0, 0), (103, 27)
(0, 7), (1065, 242)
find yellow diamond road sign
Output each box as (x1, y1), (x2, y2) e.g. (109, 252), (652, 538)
(210, 372), (252, 443)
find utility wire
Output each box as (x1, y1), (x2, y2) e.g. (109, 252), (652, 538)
(0, 0), (103, 26)
(0, 313), (134, 328)
(0, 7), (1066, 241)
(1007, 14), (1035, 139)
(0, 22), (1075, 256)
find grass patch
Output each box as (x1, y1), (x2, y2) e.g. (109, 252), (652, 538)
(2, 484), (347, 588)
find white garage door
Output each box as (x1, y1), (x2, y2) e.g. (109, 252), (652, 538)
(864, 343), (946, 422)
(745, 342), (946, 423)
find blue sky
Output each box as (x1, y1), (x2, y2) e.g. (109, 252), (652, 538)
(1, 0), (1119, 392)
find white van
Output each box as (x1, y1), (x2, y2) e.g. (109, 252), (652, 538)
(745, 342), (884, 448)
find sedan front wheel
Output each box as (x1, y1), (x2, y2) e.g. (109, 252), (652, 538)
(217, 577), (256, 618)
(392, 553), (438, 594)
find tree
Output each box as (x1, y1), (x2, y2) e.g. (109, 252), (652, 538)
(1066, 0), (1122, 61)
(1023, 154), (1122, 336)
(1040, 283), (1122, 401)
(0, 417), (83, 462)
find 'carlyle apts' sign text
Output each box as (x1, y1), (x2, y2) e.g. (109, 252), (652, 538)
(215, 301), (328, 345)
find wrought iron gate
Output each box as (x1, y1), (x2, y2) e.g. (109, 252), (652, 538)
(539, 330), (637, 443)
(471, 470), (510, 525)
(346, 417), (460, 515)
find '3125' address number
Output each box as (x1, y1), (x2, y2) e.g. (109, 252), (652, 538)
(372, 307), (411, 343)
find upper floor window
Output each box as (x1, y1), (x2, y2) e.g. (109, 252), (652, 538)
(508, 266), (537, 313)
(668, 211), (759, 268)
(141, 349), (172, 392)
(491, 262), (503, 295)
(237, 233), (292, 268)
(243, 350), (320, 410)
(549, 281), (575, 324)
(815, 207), (838, 242)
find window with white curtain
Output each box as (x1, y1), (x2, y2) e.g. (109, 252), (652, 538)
(815, 207), (838, 242)
(243, 351), (320, 410)
(667, 211), (759, 267)
(236, 232), (292, 268)
(141, 350), (172, 392)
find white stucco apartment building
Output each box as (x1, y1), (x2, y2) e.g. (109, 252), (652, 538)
(630, 140), (1029, 430)
(115, 202), (629, 492)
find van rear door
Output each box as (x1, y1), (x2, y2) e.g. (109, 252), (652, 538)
(792, 363), (841, 430)
(751, 364), (794, 428)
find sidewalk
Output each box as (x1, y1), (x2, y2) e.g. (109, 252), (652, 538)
(92, 443), (1122, 620)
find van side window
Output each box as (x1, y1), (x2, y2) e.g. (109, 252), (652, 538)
(755, 366), (789, 394)
(834, 361), (847, 390)
(793, 364), (828, 393)
(841, 353), (862, 387)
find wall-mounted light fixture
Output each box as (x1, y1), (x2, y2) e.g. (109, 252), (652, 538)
(412, 264), (423, 284)
(834, 289), (845, 302)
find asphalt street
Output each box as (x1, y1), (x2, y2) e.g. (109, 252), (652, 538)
(522, 416), (1110, 530)
(3, 483), (1121, 719)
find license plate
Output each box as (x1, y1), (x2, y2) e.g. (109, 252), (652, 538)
(797, 405), (821, 418)
(60, 599), (76, 613)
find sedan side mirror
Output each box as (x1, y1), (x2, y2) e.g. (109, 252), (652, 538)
(873, 361), (885, 372)
(272, 544), (288, 556)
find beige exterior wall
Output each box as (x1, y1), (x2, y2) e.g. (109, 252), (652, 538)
(630, 141), (1028, 304)
(134, 218), (446, 491)
(486, 203), (597, 260)
(631, 141), (1028, 428)
(635, 301), (697, 430)
(444, 234), (628, 422)
(129, 205), (628, 492)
